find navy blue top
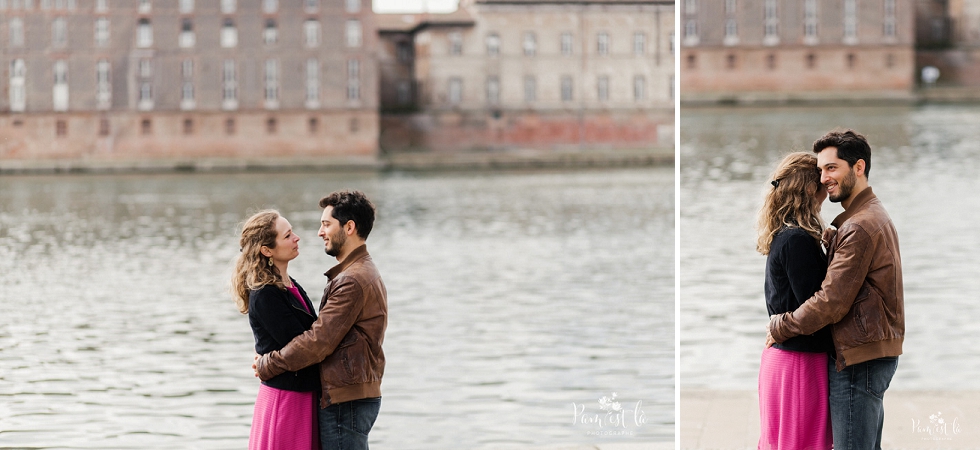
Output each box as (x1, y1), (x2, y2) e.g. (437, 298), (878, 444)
(248, 279), (321, 392)
(765, 227), (834, 353)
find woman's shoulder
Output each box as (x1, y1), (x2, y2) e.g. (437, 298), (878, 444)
(772, 227), (820, 251)
(249, 283), (285, 303)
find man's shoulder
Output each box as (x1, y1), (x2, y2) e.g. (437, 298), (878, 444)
(842, 198), (894, 234)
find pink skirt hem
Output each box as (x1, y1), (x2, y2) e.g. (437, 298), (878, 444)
(758, 346), (833, 450)
(249, 384), (319, 450)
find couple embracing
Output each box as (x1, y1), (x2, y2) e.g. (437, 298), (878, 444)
(757, 130), (905, 450)
(231, 190), (386, 450)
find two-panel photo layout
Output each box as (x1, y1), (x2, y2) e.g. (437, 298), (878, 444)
(0, 0), (977, 449)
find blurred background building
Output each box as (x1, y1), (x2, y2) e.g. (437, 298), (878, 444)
(0, 0), (673, 167)
(680, 0), (980, 102)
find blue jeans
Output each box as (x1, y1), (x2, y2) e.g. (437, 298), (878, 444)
(828, 356), (898, 450)
(318, 397), (381, 450)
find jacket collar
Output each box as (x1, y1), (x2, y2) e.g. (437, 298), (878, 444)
(325, 244), (369, 280)
(831, 187), (876, 228)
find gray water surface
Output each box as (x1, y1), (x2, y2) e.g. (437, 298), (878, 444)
(0, 167), (674, 449)
(681, 105), (980, 391)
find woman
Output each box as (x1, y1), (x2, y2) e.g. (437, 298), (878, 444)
(756, 152), (833, 450)
(232, 210), (320, 450)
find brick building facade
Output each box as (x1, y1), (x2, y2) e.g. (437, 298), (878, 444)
(0, 0), (378, 164)
(680, 0), (917, 102)
(377, 0), (675, 153)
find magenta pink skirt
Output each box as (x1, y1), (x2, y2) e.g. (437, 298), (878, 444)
(758, 346), (833, 450)
(249, 384), (319, 450)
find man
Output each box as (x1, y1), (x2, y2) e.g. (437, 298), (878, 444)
(254, 190), (387, 450)
(767, 130), (904, 450)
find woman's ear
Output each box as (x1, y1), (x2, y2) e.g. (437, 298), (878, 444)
(260, 246), (273, 258)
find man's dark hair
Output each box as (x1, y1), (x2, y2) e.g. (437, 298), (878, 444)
(319, 190), (375, 239)
(812, 129), (872, 179)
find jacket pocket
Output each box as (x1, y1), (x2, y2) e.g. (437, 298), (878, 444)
(846, 285), (887, 345)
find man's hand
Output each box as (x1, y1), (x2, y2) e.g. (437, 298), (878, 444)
(253, 353), (261, 378)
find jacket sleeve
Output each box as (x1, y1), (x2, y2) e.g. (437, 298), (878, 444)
(770, 225), (875, 343)
(256, 275), (365, 380)
(250, 286), (313, 348)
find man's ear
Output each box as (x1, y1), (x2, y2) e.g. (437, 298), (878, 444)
(345, 220), (357, 237)
(854, 159), (867, 177)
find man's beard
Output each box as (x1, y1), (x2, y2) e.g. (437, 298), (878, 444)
(829, 168), (856, 203)
(325, 230), (346, 257)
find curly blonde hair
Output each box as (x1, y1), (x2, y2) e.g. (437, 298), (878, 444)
(756, 152), (825, 255)
(231, 210), (287, 313)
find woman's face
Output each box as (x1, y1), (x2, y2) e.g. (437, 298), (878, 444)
(813, 180), (828, 206)
(264, 216), (300, 264)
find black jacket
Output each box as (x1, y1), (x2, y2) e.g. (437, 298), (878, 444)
(765, 227), (833, 353)
(248, 280), (321, 392)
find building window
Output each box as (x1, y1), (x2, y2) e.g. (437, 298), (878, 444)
(264, 59), (279, 107)
(141, 118), (152, 135)
(347, 59), (360, 101)
(182, 82), (194, 105)
(96, 0), (108, 12)
(685, 0), (697, 14)
(561, 76), (573, 102)
(397, 80), (411, 105)
(397, 41), (412, 63)
(764, 0), (778, 45)
(137, 18), (153, 47)
(264, 19), (277, 45)
(884, 0), (896, 37)
(221, 0), (235, 13)
(486, 33), (500, 56)
(56, 120), (68, 137)
(847, 52), (856, 68)
(561, 32), (573, 56)
(180, 18), (195, 48)
(225, 118), (235, 135)
(266, 117), (277, 134)
(181, 58), (195, 110)
(804, 0), (818, 43)
(725, 0), (735, 13)
(52, 17), (67, 47)
(597, 75), (609, 102)
(633, 75), (645, 101)
(139, 58), (152, 78)
(221, 18), (237, 47)
(684, 20), (698, 44)
(305, 20), (321, 48)
(306, 58), (319, 108)
(346, 0), (360, 13)
(806, 53), (816, 68)
(139, 0), (151, 13)
(262, 0), (277, 13)
(139, 82), (153, 107)
(95, 17), (110, 47)
(305, 0), (318, 13)
(9, 59), (26, 112)
(687, 53), (696, 69)
(99, 117), (110, 136)
(96, 59), (110, 109)
(448, 77), (462, 105)
(597, 32), (609, 55)
(486, 76), (499, 105)
(10, 18), (24, 47)
(449, 32), (463, 56)
(183, 118), (193, 135)
(179, 0), (192, 13)
(726, 53), (736, 69)
(844, 0), (857, 43)
(524, 76), (536, 102)
(308, 117), (318, 134)
(523, 32), (536, 56)
(634, 32), (646, 55)
(725, 19), (738, 43)
(223, 59), (237, 109)
(345, 19), (360, 47)
(53, 60), (69, 112)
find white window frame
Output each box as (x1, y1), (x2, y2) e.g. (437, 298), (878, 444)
(597, 75), (609, 102)
(221, 19), (237, 48)
(262, 0), (277, 14)
(95, 17), (110, 47)
(53, 60), (69, 112)
(264, 59), (279, 109)
(633, 75), (646, 101)
(180, 18), (195, 48)
(9, 59), (27, 112)
(52, 17), (67, 48)
(222, 59), (237, 110)
(597, 32), (609, 55)
(345, 19), (360, 48)
(96, 59), (110, 109)
(523, 31), (536, 56)
(486, 76), (499, 105)
(264, 19), (277, 45)
(347, 59), (360, 101)
(305, 58), (320, 109)
(10, 18), (24, 47)
(449, 32), (463, 56)
(486, 33), (500, 56)
(524, 76), (536, 102)
(561, 32), (573, 56)
(137, 19), (153, 48)
(220, 0), (235, 14)
(178, 0), (192, 14)
(346, 0), (360, 13)
(448, 77), (462, 105)
(561, 76), (573, 102)
(634, 32), (646, 55)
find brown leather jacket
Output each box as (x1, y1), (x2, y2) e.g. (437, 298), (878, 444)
(256, 244), (387, 407)
(770, 188), (904, 371)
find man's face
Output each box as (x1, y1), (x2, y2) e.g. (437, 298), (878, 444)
(817, 146), (858, 204)
(318, 206), (347, 257)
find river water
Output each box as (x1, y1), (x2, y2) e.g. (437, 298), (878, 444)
(681, 104), (980, 391)
(0, 167), (674, 449)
